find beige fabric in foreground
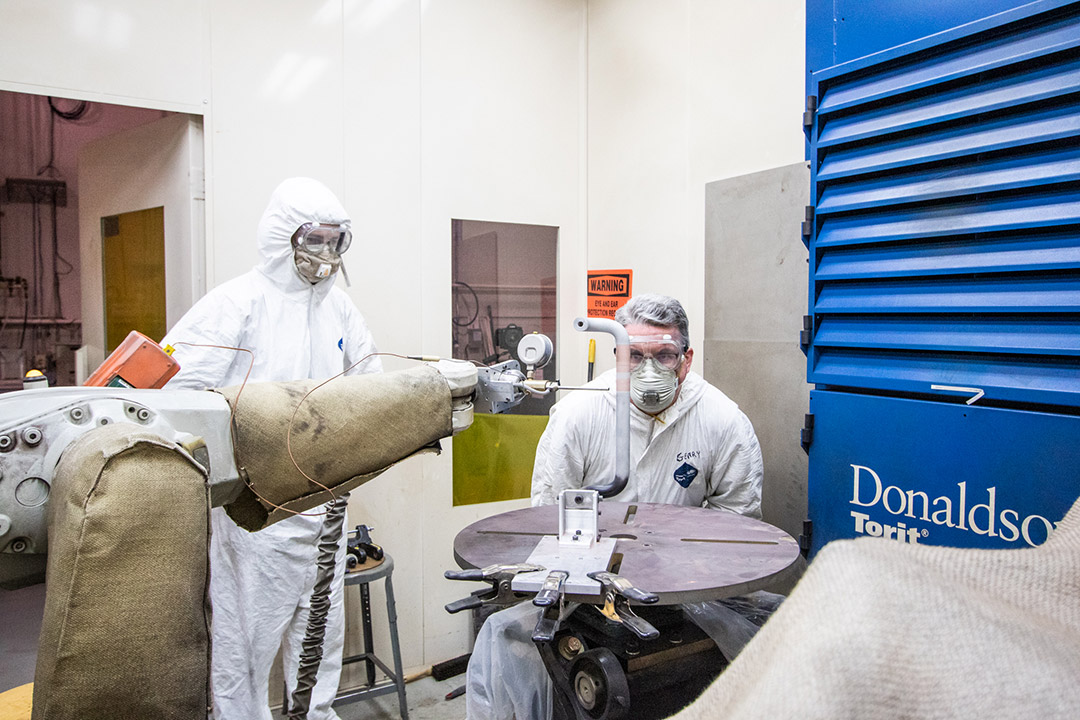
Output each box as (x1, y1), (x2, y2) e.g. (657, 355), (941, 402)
(670, 497), (1080, 720)
(218, 364), (453, 530)
(33, 424), (211, 720)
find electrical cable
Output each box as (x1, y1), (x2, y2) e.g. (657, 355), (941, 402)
(164, 341), (312, 518)
(35, 202), (45, 317)
(283, 351), (413, 512)
(19, 280), (28, 349)
(167, 345), (410, 519)
(452, 281), (479, 327)
(37, 98), (60, 179)
(31, 201), (41, 317)
(166, 347), (472, 519)
(37, 96), (75, 320)
(50, 198), (62, 317)
(47, 96), (89, 122)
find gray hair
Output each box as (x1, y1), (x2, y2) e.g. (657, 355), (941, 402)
(614, 293), (690, 350)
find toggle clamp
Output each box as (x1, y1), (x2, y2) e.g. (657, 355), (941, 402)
(531, 570), (570, 643)
(587, 571), (660, 640)
(443, 562), (546, 614)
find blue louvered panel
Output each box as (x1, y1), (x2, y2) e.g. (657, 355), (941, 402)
(816, 232), (1080, 279)
(816, 275), (1080, 313)
(818, 101), (1080, 181)
(812, 349), (1080, 405)
(817, 189), (1080, 247)
(815, 316), (1080, 355)
(807, 0), (1080, 408)
(817, 54), (1080, 148)
(818, 7), (1080, 114)
(818, 146), (1080, 214)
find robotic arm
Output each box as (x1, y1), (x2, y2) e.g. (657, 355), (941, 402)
(0, 384), (237, 589)
(0, 332), (568, 590)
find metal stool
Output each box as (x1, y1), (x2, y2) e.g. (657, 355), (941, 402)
(335, 553), (408, 719)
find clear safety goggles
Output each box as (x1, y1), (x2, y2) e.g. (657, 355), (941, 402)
(625, 334), (686, 371)
(291, 222), (352, 254)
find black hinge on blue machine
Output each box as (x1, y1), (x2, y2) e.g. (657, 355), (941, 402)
(802, 95), (817, 128)
(800, 205), (814, 248)
(799, 520), (812, 559)
(799, 315), (812, 353)
(800, 413), (814, 454)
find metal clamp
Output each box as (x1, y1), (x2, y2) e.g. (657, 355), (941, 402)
(587, 571), (660, 640)
(345, 524), (383, 569)
(532, 570), (569, 643)
(443, 562), (545, 614)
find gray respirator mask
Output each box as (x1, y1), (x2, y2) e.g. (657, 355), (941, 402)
(294, 248), (343, 284)
(291, 222), (351, 285)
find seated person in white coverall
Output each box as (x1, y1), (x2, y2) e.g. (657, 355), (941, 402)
(163, 177), (381, 720)
(466, 293), (764, 720)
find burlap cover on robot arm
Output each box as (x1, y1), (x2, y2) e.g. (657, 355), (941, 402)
(668, 495), (1080, 720)
(217, 364), (454, 531)
(32, 423), (211, 720)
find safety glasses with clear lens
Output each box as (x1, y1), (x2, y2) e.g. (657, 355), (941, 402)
(291, 222), (352, 254)
(626, 335), (685, 371)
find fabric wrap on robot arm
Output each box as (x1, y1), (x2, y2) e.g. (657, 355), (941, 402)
(217, 364), (454, 531)
(33, 423), (211, 720)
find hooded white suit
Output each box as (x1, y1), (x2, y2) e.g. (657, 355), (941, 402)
(468, 368), (764, 720)
(163, 177), (381, 720)
(531, 369), (762, 515)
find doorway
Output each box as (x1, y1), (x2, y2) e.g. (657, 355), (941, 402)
(102, 207), (167, 353)
(0, 90), (199, 389)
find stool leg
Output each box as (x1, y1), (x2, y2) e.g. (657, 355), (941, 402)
(384, 574), (409, 720)
(360, 582), (377, 687)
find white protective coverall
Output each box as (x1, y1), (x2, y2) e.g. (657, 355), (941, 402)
(467, 368), (764, 720)
(532, 368), (762, 514)
(163, 177), (381, 720)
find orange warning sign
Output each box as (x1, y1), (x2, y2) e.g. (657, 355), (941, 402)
(587, 269), (633, 319)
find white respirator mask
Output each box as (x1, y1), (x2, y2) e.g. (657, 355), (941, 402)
(627, 335), (684, 415)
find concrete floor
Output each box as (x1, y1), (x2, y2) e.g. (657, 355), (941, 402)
(296, 676), (466, 720)
(0, 583), (45, 693)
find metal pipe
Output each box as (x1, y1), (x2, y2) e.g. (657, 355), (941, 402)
(573, 317), (629, 497)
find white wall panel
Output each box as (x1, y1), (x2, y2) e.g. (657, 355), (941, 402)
(586, 0), (692, 372)
(0, 0), (207, 111)
(339, 0), (427, 679)
(587, 0), (688, 268)
(586, 0), (805, 375)
(687, 0), (805, 358)
(419, 0), (585, 665)
(206, 1), (348, 288)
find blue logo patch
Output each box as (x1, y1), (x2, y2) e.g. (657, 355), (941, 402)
(673, 462), (699, 488)
(338, 338), (344, 351)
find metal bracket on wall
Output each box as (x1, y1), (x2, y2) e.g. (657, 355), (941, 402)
(800, 413), (814, 454)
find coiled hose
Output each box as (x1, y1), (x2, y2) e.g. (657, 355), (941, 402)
(286, 495), (349, 719)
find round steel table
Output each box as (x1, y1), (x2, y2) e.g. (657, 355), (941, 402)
(453, 501), (802, 604)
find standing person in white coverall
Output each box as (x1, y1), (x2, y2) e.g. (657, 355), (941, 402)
(466, 293), (765, 720)
(163, 177), (381, 720)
